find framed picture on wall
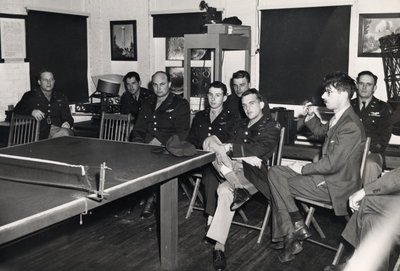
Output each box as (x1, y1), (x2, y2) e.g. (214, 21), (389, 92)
(358, 13), (400, 57)
(110, 20), (137, 61)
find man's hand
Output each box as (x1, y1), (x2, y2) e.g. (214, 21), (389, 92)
(31, 110), (45, 120)
(349, 189), (366, 212)
(287, 161), (304, 175)
(235, 156), (263, 168)
(303, 101), (315, 121)
(61, 122), (70, 129)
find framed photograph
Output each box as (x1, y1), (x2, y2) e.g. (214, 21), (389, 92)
(166, 37), (211, 61)
(110, 20), (137, 61)
(358, 13), (400, 57)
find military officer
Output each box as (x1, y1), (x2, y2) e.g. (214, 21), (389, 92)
(351, 70), (392, 184)
(120, 71), (155, 124)
(225, 70), (271, 120)
(186, 81), (236, 226)
(203, 88), (280, 271)
(131, 71), (190, 218)
(14, 69), (74, 139)
(131, 71), (190, 145)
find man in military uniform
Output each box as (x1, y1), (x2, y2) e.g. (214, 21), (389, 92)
(120, 71), (154, 124)
(187, 81), (236, 228)
(131, 71), (190, 217)
(14, 69), (74, 139)
(351, 70), (392, 184)
(225, 70), (271, 120)
(203, 89), (280, 271)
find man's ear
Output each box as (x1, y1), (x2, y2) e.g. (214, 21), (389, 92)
(168, 81), (172, 89)
(260, 101), (265, 109)
(223, 96), (227, 102)
(373, 84), (377, 93)
(37, 79), (41, 86)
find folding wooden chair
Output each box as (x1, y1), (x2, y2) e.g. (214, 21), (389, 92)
(99, 112), (132, 142)
(295, 137), (371, 265)
(8, 113), (41, 146)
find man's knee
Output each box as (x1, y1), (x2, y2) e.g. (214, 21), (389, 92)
(217, 182), (233, 198)
(267, 165), (285, 180)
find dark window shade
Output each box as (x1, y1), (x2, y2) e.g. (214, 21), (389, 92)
(153, 12), (222, 37)
(27, 10), (88, 103)
(260, 6), (350, 105)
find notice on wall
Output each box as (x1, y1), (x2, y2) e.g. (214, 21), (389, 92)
(0, 18), (26, 60)
(0, 63), (30, 121)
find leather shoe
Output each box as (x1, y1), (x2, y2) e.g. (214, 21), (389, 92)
(213, 250), (226, 271)
(270, 241), (284, 250)
(293, 220), (311, 241)
(278, 233), (303, 263)
(230, 188), (251, 211)
(140, 198), (155, 219)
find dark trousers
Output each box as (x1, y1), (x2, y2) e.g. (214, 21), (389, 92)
(202, 164), (222, 216)
(267, 165), (330, 241)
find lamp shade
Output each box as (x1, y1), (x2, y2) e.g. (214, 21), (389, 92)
(96, 78), (120, 95)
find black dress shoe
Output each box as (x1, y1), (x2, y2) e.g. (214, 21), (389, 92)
(213, 250), (226, 271)
(271, 241), (284, 250)
(230, 188), (251, 211)
(278, 233), (303, 263)
(140, 198), (155, 219)
(293, 220), (311, 241)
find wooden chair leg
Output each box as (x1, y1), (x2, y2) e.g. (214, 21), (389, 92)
(238, 209), (248, 223)
(257, 204), (271, 244)
(300, 203), (326, 239)
(332, 242), (345, 265)
(185, 178), (202, 219)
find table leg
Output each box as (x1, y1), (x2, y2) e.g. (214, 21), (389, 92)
(160, 177), (178, 270)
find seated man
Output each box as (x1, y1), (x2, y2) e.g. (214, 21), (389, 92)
(325, 167), (400, 271)
(120, 71), (154, 124)
(14, 69), (74, 139)
(203, 89), (280, 271)
(131, 71), (190, 217)
(351, 70), (392, 183)
(267, 71), (366, 263)
(225, 70), (271, 120)
(186, 81), (237, 227)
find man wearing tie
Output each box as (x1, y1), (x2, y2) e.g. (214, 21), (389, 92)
(267, 72), (366, 263)
(350, 71), (392, 184)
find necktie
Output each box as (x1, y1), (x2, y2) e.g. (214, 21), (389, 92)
(210, 111), (217, 123)
(360, 101), (366, 114)
(329, 115), (336, 129)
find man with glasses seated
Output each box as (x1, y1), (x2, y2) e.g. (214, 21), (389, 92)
(14, 69), (74, 139)
(267, 72), (366, 263)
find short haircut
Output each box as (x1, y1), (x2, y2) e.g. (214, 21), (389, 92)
(152, 71), (170, 82)
(37, 69), (54, 81)
(208, 81), (227, 96)
(232, 70), (250, 82)
(241, 88), (263, 102)
(322, 71), (356, 99)
(356, 70), (378, 85)
(123, 71), (141, 84)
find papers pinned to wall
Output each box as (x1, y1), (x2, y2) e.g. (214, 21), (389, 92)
(0, 18), (26, 61)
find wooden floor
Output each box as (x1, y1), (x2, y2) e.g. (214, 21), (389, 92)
(0, 188), (345, 271)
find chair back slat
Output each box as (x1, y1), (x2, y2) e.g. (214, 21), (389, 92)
(360, 137), (371, 181)
(8, 113), (40, 146)
(270, 127), (285, 167)
(99, 112), (132, 142)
